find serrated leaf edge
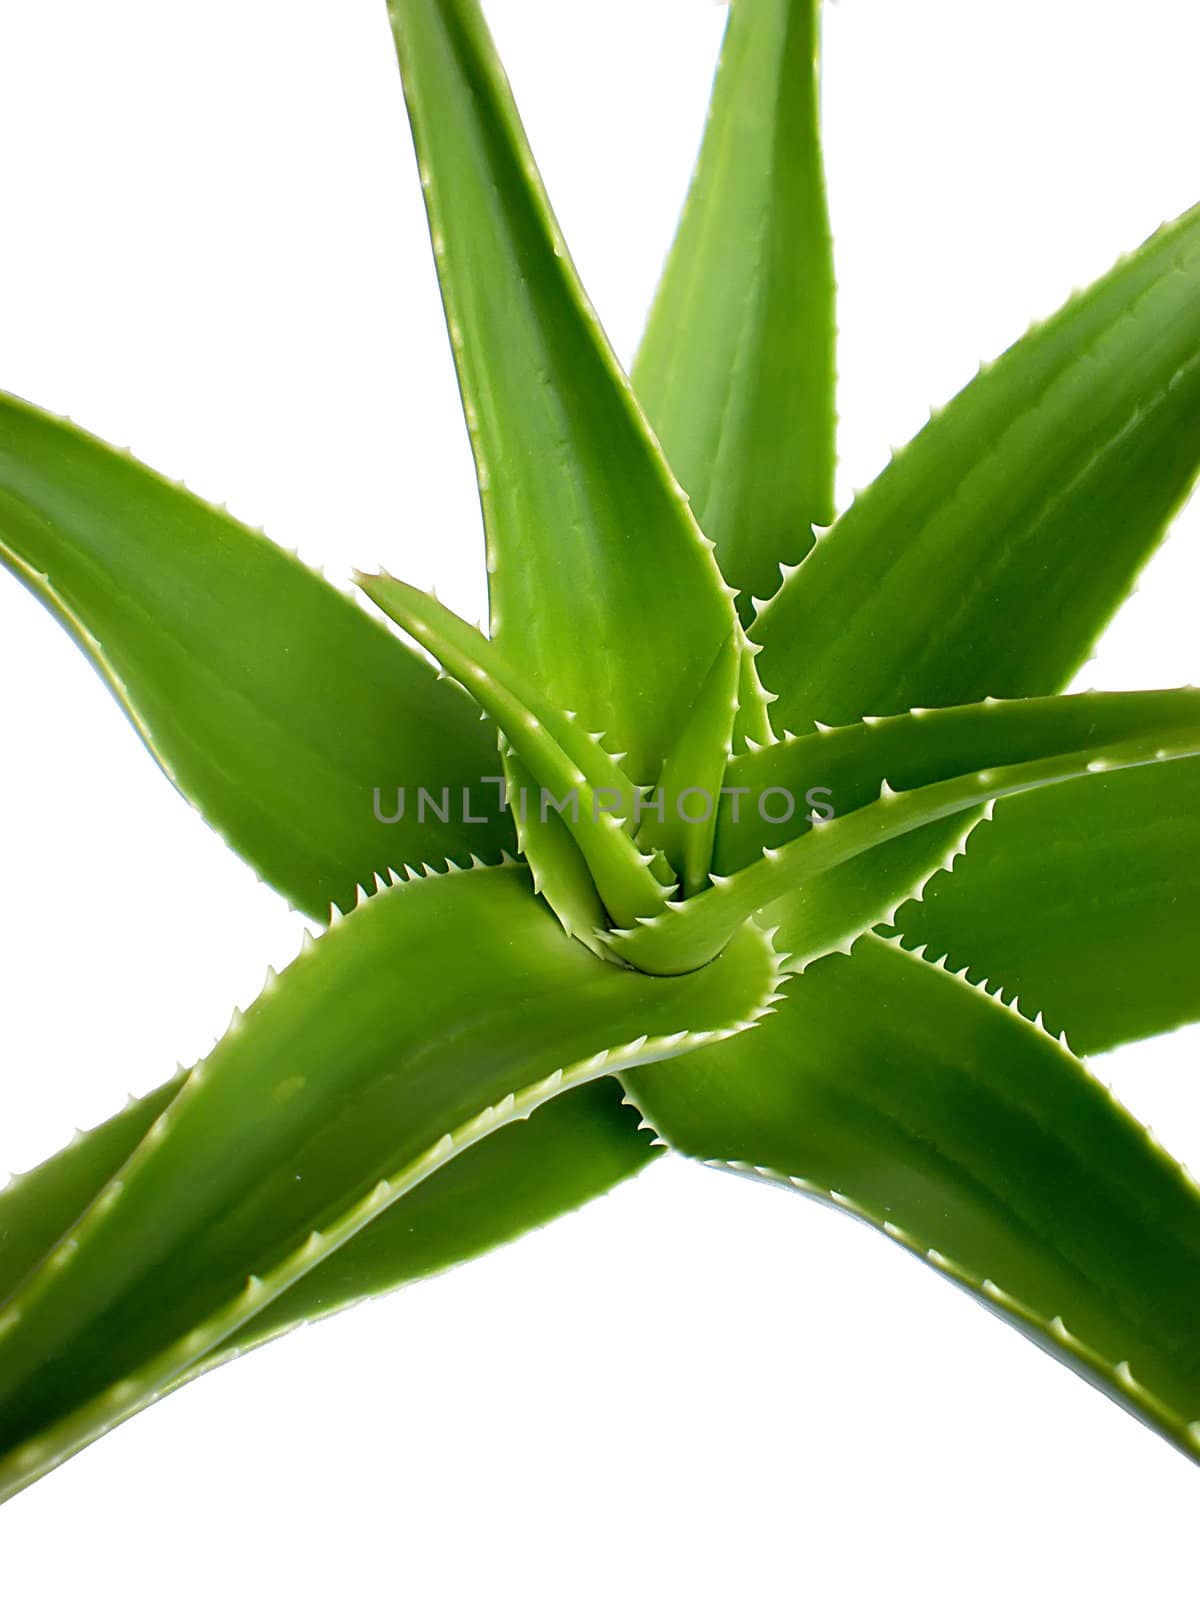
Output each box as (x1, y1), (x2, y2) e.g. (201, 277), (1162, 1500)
(0, 876), (786, 1502)
(747, 211), (1200, 645)
(633, 940), (1200, 1461)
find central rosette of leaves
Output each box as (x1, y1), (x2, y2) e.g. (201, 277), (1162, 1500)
(359, 571), (1200, 982)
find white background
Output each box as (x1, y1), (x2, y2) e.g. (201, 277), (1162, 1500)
(1, 0), (1199, 1591)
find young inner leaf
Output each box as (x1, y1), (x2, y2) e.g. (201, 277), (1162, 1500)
(357, 571), (678, 929)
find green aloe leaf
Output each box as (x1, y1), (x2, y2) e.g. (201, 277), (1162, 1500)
(625, 936), (1200, 1463)
(733, 634), (777, 754)
(0, 391), (512, 920)
(497, 749), (613, 956)
(613, 696), (1200, 973)
(752, 202), (1200, 730)
(634, 0), (836, 616)
(715, 691), (1200, 989)
(0, 1074), (659, 1396)
(714, 688), (1200, 870)
(892, 756), (1200, 1055)
(0, 1077), (185, 1310)
(358, 572), (676, 927)
(0, 862), (781, 1502)
(636, 633), (741, 897)
(194, 1080), (659, 1374)
(388, 0), (737, 789)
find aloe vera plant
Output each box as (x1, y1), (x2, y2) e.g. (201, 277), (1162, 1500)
(2, 0), (1200, 1506)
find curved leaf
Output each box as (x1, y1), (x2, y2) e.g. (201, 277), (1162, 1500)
(753, 202), (1200, 730)
(388, 0), (737, 787)
(893, 756), (1200, 1055)
(714, 687), (1200, 869)
(0, 1075), (660, 1398)
(0, 862), (781, 1501)
(187, 1081), (659, 1377)
(612, 710), (1200, 974)
(626, 936), (1200, 1463)
(358, 572), (676, 926)
(718, 691), (1200, 991)
(0, 391), (512, 919)
(0, 1077), (184, 1310)
(636, 634), (740, 897)
(499, 748), (612, 957)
